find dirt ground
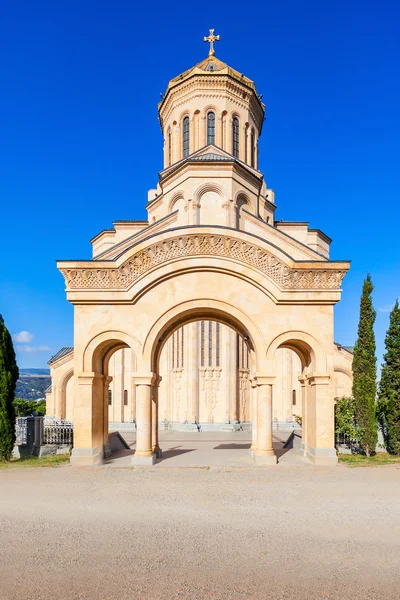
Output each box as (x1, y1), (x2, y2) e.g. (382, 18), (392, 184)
(1, 463), (400, 600)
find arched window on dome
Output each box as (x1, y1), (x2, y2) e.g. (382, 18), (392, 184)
(232, 117), (239, 158)
(183, 116), (190, 158)
(207, 111), (215, 145)
(251, 129), (256, 168)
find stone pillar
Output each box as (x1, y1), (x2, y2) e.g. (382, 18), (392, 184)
(70, 372), (104, 466)
(132, 373), (156, 465)
(152, 376), (162, 458)
(247, 129), (252, 167)
(189, 322), (199, 422)
(189, 117), (195, 154)
(227, 118), (233, 156)
(250, 380), (258, 454)
(306, 374), (337, 465)
(103, 375), (113, 458)
(298, 375), (308, 455)
(254, 377), (277, 465)
(199, 115), (206, 148)
(239, 124), (246, 162)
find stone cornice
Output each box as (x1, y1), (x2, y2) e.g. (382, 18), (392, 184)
(58, 230), (349, 293)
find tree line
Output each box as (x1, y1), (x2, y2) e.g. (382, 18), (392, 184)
(338, 275), (400, 456)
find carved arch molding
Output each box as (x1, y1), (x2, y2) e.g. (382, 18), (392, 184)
(60, 233), (347, 291)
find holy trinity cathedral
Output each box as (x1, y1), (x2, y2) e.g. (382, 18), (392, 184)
(46, 32), (353, 465)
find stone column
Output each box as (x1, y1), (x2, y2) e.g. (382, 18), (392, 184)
(189, 322), (199, 422)
(254, 377), (277, 465)
(298, 375), (308, 455)
(152, 376), (162, 458)
(227, 118), (233, 155)
(239, 124), (246, 162)
(103, 375), (113, 458)
(132, 373), (156, 465)
(250, 380), (258, 454)
(199, 115), (206, 148)
(247, 129), (252, 166)
(306, 374), (337, 465)
(70, 372), (104, 466)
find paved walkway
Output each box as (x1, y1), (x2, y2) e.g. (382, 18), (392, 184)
(105, 429), (310, 467)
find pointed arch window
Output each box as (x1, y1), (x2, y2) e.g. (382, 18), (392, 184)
(183, 116), (190, 158)
(232, 117), (239, 158)
(207, 112), (215, 145)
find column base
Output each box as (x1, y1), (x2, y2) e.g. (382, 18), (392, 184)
(306, 447), (338, 466)
(248, 448), (255, 458)
(131, 453), (156, 466)
(70, 447), (102, 466)
(253, 453), (278, 466)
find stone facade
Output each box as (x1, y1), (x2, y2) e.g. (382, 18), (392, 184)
(46, 35), (352, 466)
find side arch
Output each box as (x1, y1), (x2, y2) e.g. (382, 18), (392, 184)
(58, 367), (74, 419)
(82, 330), (141, 373)
(266, 330), (327, 374)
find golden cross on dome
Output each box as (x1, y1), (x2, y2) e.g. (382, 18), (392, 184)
(204, 29), (220, 57)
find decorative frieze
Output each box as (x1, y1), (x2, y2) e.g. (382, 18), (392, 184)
(59, 233), (347, 292)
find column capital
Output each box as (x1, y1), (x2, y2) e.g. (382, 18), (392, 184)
(308, 374), (330, 386)
(132, 372), (157, 386)
(103, 375), (113, 386)
(254, 375), (275, 386)
(77, 372), (103, 385)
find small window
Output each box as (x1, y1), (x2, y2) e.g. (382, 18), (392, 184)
(183, 116), (190, 158)
(108, 390), (112, 406)
(207, 112), (215, 145)
(232, 117), (239, 158)
(124, 390), (128, 406)
(292, 390), (297, 406)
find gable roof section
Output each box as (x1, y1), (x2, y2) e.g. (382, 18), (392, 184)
(48, 346), (74, 365)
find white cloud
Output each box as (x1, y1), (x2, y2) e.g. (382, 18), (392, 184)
(16, 345), (53, 353)
(379, 298), (400, 313)
(12, 331), (34, 343)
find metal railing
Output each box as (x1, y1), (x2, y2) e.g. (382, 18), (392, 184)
(15, 417), (28, 446)
(42, 420), (73, 446)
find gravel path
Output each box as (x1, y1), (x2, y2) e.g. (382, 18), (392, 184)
(1, 464), (400, 599)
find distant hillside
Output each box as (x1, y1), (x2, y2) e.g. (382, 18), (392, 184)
(16, 368), (51, 400)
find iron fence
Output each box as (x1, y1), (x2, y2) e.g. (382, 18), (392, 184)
(15, 417), (28, 446)
(42, 420), (73, 446)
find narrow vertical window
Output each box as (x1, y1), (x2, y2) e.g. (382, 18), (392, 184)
(207, 111), (215, 145)
(251, 129), (255, 167)
(176, 329), (180, 369)
(232, 117), (239, 158)
(172, 333), (175, 368)
(292, 390), (297, 405)
(208, 321), (213, 367)
(108, 390), (112, 406)
(245, 127), (248, 163)
(216, 322), (220, 367)
(124, 390), (128, 406)
(181, 327), (184, 368)
(201, 321), (205, 367)
(168, 129), (172, 166)
(183, 116), (190, 158)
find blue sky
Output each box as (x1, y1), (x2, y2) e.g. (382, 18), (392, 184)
(1, 0), (399, 369)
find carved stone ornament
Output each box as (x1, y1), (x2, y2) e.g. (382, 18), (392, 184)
(59, 234), (347, 291)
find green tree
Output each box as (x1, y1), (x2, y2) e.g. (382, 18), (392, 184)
(14, 398), (47, 417)
(352, 275), (377, 456)
(378, 300), (400, 454)
(335, 396), (358, 444)
(0, 315), (19, 461)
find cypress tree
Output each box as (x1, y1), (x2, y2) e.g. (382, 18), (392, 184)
(352, 274), (377, 456)
(0, 315), (19, 461)
(378, 300), (400, 454)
